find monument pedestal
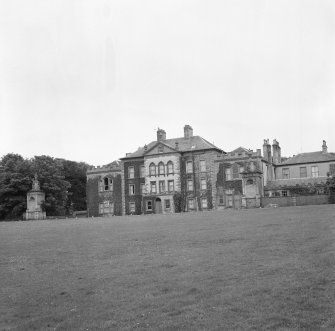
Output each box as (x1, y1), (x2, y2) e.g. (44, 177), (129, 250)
(24, 174), (46, 220)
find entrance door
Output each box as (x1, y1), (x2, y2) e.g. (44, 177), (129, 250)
(155, 198), (162, 214)
(233, 195), (242, 209)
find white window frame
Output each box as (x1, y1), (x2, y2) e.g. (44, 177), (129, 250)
(141, 183), (146, 194)
(168, 180), (174, 192)
(201, 198), (208, 209)
(186, 161), (193, 173)
(282, 168), (290, 179)
(158, 162), (165, 175)
(187, 179), (193, 191)
(311, 166), (319, 178)
(167, 161), (174, 174)
(200, 178), (207, 190)
(140, 165), (145, 178)
(149, 163), (156, 176)
(146, 200), (152, 211)
(128, 166), (134, 179)
(150, 181), (156, 194)
(200, 160), (206, 172)
(188, 198), (194, 210)
(225, 168), (232, 180)
(129, 202), (135, 213)
(159, 180), (165, 193)
(300, 167), (307, 178)
(165, 199), (171, 209)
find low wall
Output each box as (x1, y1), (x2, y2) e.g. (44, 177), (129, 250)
(295, 195), (328, 206)
(261, 195), (329, 208)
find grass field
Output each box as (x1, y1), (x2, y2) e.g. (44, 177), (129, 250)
(1, 205), (335, 330)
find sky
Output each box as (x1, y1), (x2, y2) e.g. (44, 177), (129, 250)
(1, 0), (334, 166)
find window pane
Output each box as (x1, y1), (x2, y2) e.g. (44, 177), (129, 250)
(201, 198), (207, 208)
(201, 178), (206, 190)
(186, 161), (193, 173)
(312, 166), (319, 177)
(140, 166), (145, 177)
(187, 180), (193, 191)
(141, 184), (145, 194)
(149, 164), (156, 176)
(225, 168), (232, 180)
(159, 181), (165, 193)
(188, 199), (194, 209)
(167, 162), (174, 174)
(300, 167), (307, 178)
(200, 160), (206, 172)
(128, 167), (134, 178)
(282, 168), (290, 179)
(150, 182), (156, 193)
(168, 180), (174, 192)
(165, 199), (171, 209)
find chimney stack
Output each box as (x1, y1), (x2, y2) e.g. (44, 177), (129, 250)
(157, 128), (166, 141)
(263, 139), (272, 163)
(272, 139), (281, 164)
(322, 140), (328, 154)
(184, 125), (193, 139)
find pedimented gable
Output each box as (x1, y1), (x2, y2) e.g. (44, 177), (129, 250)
(144, 142), (179, 156)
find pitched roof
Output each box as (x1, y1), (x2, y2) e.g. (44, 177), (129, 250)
(122, 136), (223, 159)
(279, 151), (335, 165)
(230, 147), (251, 153)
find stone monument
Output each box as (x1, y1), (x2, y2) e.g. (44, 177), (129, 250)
(24, 174), (46, 220)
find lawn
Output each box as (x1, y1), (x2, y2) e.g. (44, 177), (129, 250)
(1, 205), (335, 330)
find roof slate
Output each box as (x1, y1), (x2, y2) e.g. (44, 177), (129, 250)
(279, 151), (335, 165)
(122, 136), (223, 159)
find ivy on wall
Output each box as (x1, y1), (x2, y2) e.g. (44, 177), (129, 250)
(123, 160), (145, 215)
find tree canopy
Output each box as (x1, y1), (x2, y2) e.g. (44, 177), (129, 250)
(0, 154), (90, 220)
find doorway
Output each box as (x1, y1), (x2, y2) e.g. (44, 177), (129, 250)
(155, 198), (162, 214)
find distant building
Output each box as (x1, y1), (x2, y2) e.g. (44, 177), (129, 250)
(265, 140), (335, 197)
(86, 161), (122, 217)
(120, 125), (224, 215)
(24, 174), (46, 220)
(86, 128), (334, 214)
(215, 147), (267, 209)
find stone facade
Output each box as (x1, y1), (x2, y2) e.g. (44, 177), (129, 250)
(86, 161), (122, 217)
(215, 147), (266, 209)
(119, 125), (224, 215)
(86, 132), (334, 214)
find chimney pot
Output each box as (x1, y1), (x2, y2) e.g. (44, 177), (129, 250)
(184, 125), (193, 139)
(322, 140), (328, 154)
(157, 128), (166, 141)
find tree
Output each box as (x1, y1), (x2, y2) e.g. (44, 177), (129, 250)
(326, 174), (335, 204)
(32, 156), (71, 216)
(0, 154), (32, 220)
(61, 160), (89, 212)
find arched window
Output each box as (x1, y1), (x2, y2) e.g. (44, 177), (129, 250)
(149, 163), (156, 176)
(246, 179), (253, 185)
(167, 161), (174, 174)
(158, 162), (165, 175)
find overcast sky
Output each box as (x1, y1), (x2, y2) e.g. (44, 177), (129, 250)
(1, 0), (334, 166)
